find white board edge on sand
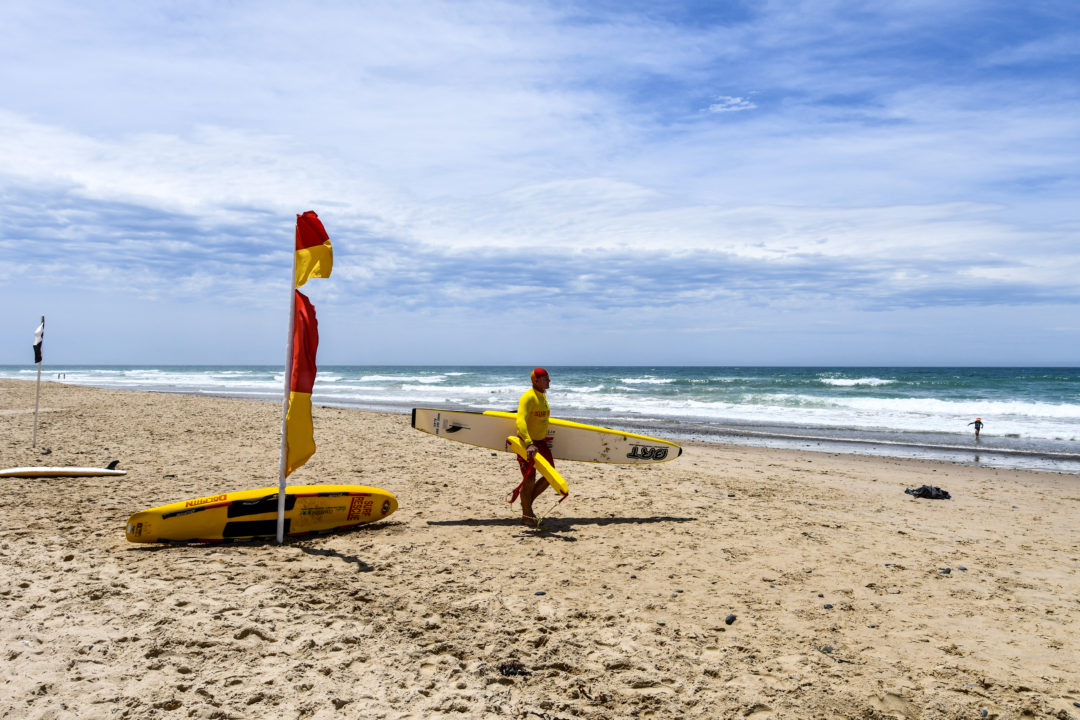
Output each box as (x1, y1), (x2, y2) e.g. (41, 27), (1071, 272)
(0, 467), (128, 478)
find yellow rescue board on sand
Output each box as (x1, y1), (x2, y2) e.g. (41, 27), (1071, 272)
(505, 436), (569, 497)
(126, 484), (397, 543)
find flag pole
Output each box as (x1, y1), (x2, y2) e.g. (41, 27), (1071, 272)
(277, 242), (299, 544)
(32, 315), (44, 447)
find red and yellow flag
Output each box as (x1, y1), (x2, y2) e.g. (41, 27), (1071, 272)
(285, 211), (333, 476)
(285, 290), (319, 475)
(294, 210), (333, 288)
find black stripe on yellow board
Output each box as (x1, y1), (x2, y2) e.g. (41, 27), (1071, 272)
(222, 519), (288, 538)
(162, 505), (213, 520)
(158, 522), (379, 543)
(227, 494), (297, 518)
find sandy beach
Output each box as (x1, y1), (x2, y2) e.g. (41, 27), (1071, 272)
(2, 378), (1078, 719)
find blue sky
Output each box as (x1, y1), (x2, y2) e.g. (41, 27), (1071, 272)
(2, 0), (1078, 366)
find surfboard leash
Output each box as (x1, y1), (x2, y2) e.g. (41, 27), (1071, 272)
(533, 493), (568, 529)
(505, 481), (568, 530)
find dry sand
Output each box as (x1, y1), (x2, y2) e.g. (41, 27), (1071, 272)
(2, 378), (1078, 719)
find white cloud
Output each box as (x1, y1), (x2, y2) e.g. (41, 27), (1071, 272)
(706, 96), (757, 113)
(984, 32), (1080, 67)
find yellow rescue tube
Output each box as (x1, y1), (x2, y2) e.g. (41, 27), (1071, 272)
(505, 436), (569, 496)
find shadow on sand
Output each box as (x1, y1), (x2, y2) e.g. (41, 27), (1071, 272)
(427, 515), (696, 539)
(294, 544), (375, 572)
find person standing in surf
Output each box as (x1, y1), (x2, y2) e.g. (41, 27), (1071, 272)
(968, 417), (984, 440)
(513, 368), (553, 527)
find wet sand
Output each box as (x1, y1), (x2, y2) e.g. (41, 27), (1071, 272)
(2, 379), (1078, 719)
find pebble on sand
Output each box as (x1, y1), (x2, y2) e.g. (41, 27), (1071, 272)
(498, 662), (529, 677)
(724, 614), (736, 625)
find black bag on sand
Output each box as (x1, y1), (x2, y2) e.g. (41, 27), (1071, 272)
(905, 485), (951, 500)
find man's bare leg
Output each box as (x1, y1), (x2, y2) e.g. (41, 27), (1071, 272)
(520, 472), (539, 526)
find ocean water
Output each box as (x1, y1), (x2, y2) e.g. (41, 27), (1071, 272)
(3, 365), (1078, 474)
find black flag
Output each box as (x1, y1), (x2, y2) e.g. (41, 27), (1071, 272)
(33, 317), (44, 364)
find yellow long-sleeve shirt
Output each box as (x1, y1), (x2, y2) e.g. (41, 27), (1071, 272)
(516, 387), (550, 445)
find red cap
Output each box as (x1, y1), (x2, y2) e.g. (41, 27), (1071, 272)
(531, 368), (549, 382)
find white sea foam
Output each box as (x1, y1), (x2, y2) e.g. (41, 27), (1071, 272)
(819, 377), (895, 387)
(357, 374), (447, 383)
(569, 384), (606, 393)
(552, 390), (1080, 441)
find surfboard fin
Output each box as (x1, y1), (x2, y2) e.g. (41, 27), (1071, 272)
(107, 460), (121, 470)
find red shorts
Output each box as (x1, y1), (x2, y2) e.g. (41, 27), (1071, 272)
(517, 437), (554, 479)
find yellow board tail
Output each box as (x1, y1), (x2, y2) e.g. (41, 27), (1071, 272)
(505, 436), (569, 496)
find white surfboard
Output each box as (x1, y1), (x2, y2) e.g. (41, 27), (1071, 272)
(0, 460), (126, 478)
(410, 409), (681, 464)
